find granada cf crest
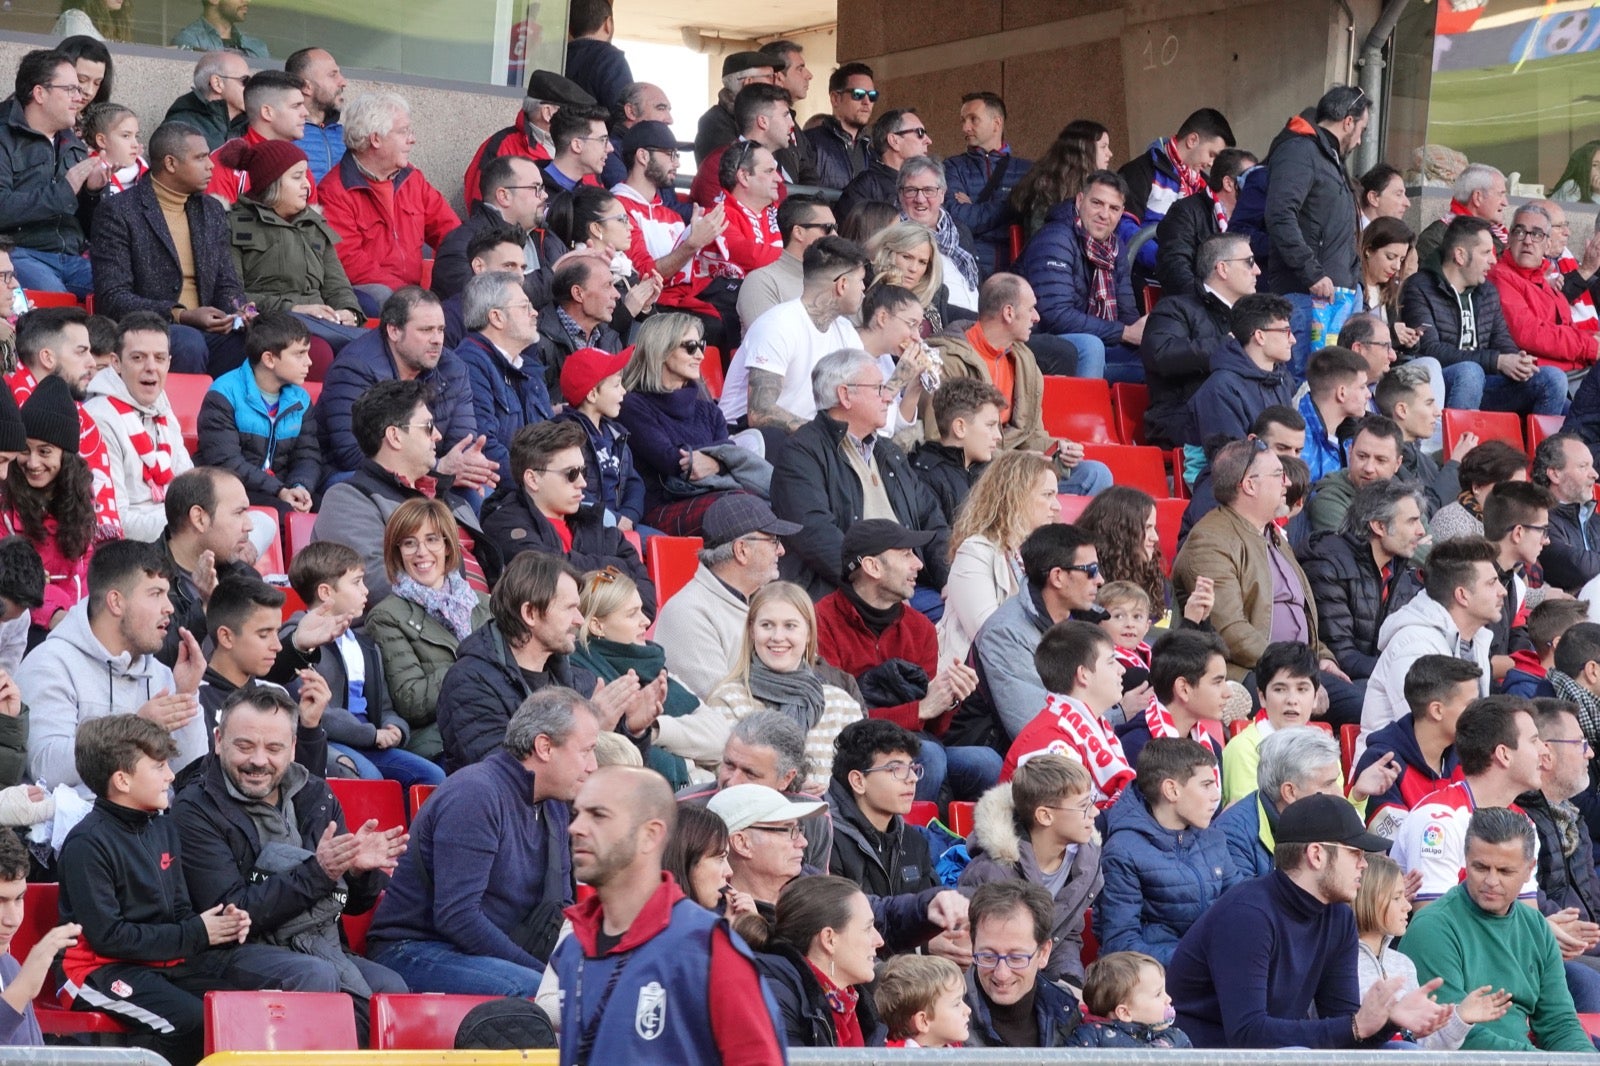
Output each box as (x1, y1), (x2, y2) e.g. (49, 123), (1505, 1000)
(635, 980), (666, 1040)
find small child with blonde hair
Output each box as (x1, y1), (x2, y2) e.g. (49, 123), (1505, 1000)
(1098, 580), (1154, 723)
(875, 954), (970, 1049)
(1069, 950), (1192, 1048)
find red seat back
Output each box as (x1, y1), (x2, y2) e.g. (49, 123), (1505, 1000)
(1056, 494), (1092, 524)
(1041, 376), (1116, 443)
(1110, 382), (1149, 446)
(327, 778), (406, 831)
(1154, 497), (1186, 578)
(371, 993), (500, 1050)
(905, 800), (938, 827)
(700, 347), (724, 400)
(204, 990), (358, 1054)
(647, 535), (703, 606)
(1080, 444), (1173, 499)
(285, 510), (317, 565)
(1527, 413), (1565, 452)
(1340, 723), (1360, 780)
(1442, 409), (1525, 461)
(22, 290), (78, 308)
(408, 783), (437, 818)
(165, 373), (212, 455)
(250, 507), (286, 579)
(948, 801), (975, 838)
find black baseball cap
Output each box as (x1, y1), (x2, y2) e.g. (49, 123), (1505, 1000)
(620, 120), (677, 160)
(841, 519), (935, 580)
(1276, 793), (1392, 852)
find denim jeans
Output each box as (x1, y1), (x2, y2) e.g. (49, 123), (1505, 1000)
(169, 324), (248, 376)
(1059, 333), (1145, 383)
(1566, 957), (1600, 1012)
(368, 937), (543, 996)
(11, 247), (93, 299)
(916, 736), (1004, 803)
(1061, 460), (1113, 497)
(1443, 361), (1568, 415)
(329, 741), (445, 789)
(292, 311), (369, 353)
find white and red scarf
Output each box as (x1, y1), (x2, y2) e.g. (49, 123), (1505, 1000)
(1163, 137), (1228, 232)
(1555, 248), (1600, 332)
(103, 396), (175, 502)
(1444, 199), (1509, 247)
(1024, 693), (1135, 807)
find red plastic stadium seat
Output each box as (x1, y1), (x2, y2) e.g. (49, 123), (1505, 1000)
(11, 883), (127, 1036)
(328, 778), (405, 831)
(285, 510), (316, 564)
(622, 528), (642, 556)
(1527, 413), (1564, 452)
(1140, 283), (1163, 315)
(408, 783), (437, 818)
(371, 993), (499, 1050)
(166, 372), (212, 455)
(1340, 723), (1359, 781)
(1081, 444), (1172, 499)
(22, 290), (78, 308)
(905, 800), (938, 827)
(948, 801), (975, 838)
(204, 990), (358, 1054)
(1169, 447), (1191, 499)
(647, 535), (702, 605)
(1154, 497), (1185, 577)
(1008, 225), (1025, 264)
(1056, 494), (1092, 524)
(1110, 382), (1149, 446)
(303, 379), (323, 404)
(250, 507), (286, 578)
(1442, 409), (1524, 461)
(1041, 376), (1116, 443)
(1580, 1014), (1600, 1041)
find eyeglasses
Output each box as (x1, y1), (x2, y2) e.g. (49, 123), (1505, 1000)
(844, 381), (896, 398)
(573, 134), (611, 144)
(747, 823), (803, 841)
(1358, 338), (1395, 350)
(860, 760), (925, 783)
(646, 147), (681, 159)
(902, 186), (942, 200)
(44, 83), (87, 97)
(1546, 737), (1596, 754)
(796, 222), (838, 234)
(503, 183), (548, 196)
(1510, 225), (1550, 243)
(845, 88), (880, 102)
(597, 213), (630, 225)
(535, 466), (585, 483)
(1223, 255), (1257, 268)
(1041, 799), (1098, 818)
(1319, 841), (1371, 860)
(1518, 522), (1550, 539)
(972, 948), (1042, 971)
(498, 300), (537, 315)
(1059, 562), (1101, 579)
(678, 339), (708, 354)
(401, 420), (435, 435)
(893, 126), (929, 140)
(1258, 326), (1295, 337)
(213, 74), (249, 83)
(739, 533), (782, 547)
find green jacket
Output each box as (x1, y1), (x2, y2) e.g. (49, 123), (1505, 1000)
(1401, 882), (1593, 1052)
(228, 199), (363, 316)
(364, 591), (491, 732)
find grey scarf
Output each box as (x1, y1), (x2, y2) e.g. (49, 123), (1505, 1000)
(747, 659), (826, 732)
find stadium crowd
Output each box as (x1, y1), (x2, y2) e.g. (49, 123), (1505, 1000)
(9, 0), (1600, 1061)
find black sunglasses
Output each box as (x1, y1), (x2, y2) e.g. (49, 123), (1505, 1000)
(846, 88), (879, 102)
(534, 466), (585, 484)
(679, 339), (708, 353)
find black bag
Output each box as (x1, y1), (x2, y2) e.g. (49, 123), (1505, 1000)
(453, 997), (558, 1049)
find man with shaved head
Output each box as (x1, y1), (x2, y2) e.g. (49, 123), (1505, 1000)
(552, 766), (784, 1063)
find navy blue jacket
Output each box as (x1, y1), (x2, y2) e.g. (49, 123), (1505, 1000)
(1214, 791), (1274, 879)
(754, 942), (885, 1048)
(616, 386), (731, 513)
(805, 116), (872, 192)
(552, 408), (645, 524)
(91, 176), (246, 319)
(1352, 715), (1460, 836)
(1186, 337), (1294, 447)
(455, 331), (553, 484)
(1018, 200), (1137, 343)
(317, 327), (477, 479)
(197, 363), (322, 505)
(945, 147), (1030, 275)
(963, 964), (1082, 1048)
(1094, 784), (1240, 964)
(563, 38), (634, 112)
(1070, 1018), (1194, 1048)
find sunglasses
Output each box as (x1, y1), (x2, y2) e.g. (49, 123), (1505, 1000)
(845, 88), (879, 102)
(535, 466), (585, 484)
(679, 339), (708, 354)
(893, 126), (929, 140)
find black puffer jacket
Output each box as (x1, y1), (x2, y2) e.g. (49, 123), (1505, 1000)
(752, 941), (886, 1048)
(1522, 789), (1600, 928)
(1301, 529), (1422, 681)
(805, 116), (872, 192)
(0, 97), (95, 254)
(1263, 116), (1360, 293)
(478, 487), (655, 616)
(1398, 268), (1517, 370)
(771, 411), (950, 597)
(835, 160), (900, 226)
(1540, 500), (1600, 592)
(1139, 289), (1231, 450)
(907, 441), (983, 527)
(1153, 191), (1222, 298)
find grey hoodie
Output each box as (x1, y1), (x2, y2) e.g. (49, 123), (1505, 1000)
(17, 600), (206, 797)
(1360, 591), (1492, 752)
(82, 365), (194, 543)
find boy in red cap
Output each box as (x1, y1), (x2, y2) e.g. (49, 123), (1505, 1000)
(554, 346), (646, 532)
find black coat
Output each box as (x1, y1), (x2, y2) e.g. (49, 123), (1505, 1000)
(172, 755), (385, 931)
(1399, 441), (1460, 517)
(693, 102), (738, 167)
(1398, 269), (1516, 370)
(805, 116), (871, 192)
(432, 201), (568, 305)
(0, 97), (95, 255)
(162, 90), (247, 151)
(752, 942), (886, 1048)
(771, 412), (950, 598)
(91, 177), (247, 319)
(1263, 119), (1360, 293)
(535, 308), (623, 396)
(1139, 289), (1231, 450)
(825, 779), (942, 954)
(907, 441), (983, 527)
(834, 161), (900, 227)
(478, 487), (656, 616)
(1522, 789), (1600, 926)
(1541, 500), (1600, 592)
(1154, 192), (1222, 298)
(1301, 529), (1422, 681)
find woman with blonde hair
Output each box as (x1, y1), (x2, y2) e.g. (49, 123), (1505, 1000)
(866, 221), (953, 336)
(937, 451), (1061, 664)
(705, 581), (863, 790)
(569, 567), (727, 788)
(364, 498), (491, 761)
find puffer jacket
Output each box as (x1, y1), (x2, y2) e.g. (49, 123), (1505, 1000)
(551, 408), (645, 524)
(907, 441), (982, 528)
(1094, 784), (1240, 964)
(1019, 199), (1138, 343)
(1361, 591), (1493, 741)
(1489, 253), (1599, 372)
(805, 115), (871, 192)
(1153, 191), (1223, 298)
(227, 198), (362, 316)
(162, 89), (247, 151)
(198, 362), (322, 507)
(752, 941), (885, 1048)
(1520, 789), (1600, 927)
(958, 781), (1102, 985)
(1263, 115), (1360, 293)
(825, 778), (943, 954)
(964, 963), (1082, 1048)
(834, 160), (900, 227)
(478, 487), (655, 616)
(1540, 500), (1600, 593)
(1214, 791), (1274, 879)
(1139, 289), (1231, 449)
(1186, 337), (1294, 447)
(945, 147), (1029, 275)
(1302, 528), (1423, 681)
(364, 589), (491, 735)
(1071, 1017), (1194, 1048)
(454, 331), (553, 486)
(1399, 267), (1517, 370)
(82, 366), (194, 543)
(0, 96), (93, 254)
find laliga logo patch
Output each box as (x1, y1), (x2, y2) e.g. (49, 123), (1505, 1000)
(1421, 825), (1444, 849)
(635, 980), (666, 1040)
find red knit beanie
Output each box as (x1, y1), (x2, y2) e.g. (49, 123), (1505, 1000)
(215, 138), (307, 192)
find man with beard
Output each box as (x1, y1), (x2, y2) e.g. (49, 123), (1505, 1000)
(173, 685), (407, 1044)
(554, 765), (785, 1064)
(286, 48), (348, 184)
(1167, 793), (1451, 1047)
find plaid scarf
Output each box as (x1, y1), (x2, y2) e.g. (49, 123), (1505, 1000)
(101, 396), (175, 501)
(1555, 248), (1600, 332)
(1078, 217), (1120, 321)
(929, 208), (980, 293)
(1444, 199), (1509, 247)
(1552, 668), (1600, 781)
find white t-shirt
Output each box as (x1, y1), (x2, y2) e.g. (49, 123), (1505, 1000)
(1391, 780), (1539, 903)
(719, 300), (862, 423)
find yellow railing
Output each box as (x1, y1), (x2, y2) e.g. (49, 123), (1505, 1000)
(200, 1053), (558, 1065)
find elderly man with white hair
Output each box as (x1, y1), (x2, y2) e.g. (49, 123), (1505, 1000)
(319, 91), (461, 311)
(897, 156), (981, 312)
(1416, 162), (1510, 273)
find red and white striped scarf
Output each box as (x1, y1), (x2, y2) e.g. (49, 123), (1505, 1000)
(1078, 220), (1120, 322)
(1022, 693), (1135, 808)
(1555, 248), (1599, 332)
(1114, 642), (1151, 674)
(1144, 698), (1211, 745)
(1443, 199), (1509, 247)
(1163, 137), (1228, 232)
(102, 396), (175, 501)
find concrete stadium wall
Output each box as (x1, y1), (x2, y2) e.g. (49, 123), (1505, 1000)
(0, 31), (524, 214)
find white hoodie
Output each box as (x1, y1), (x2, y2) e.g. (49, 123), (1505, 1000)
(1359, 591), (1493, 755)
(16, 600), (206, 797)
(83, 365), (194, 544)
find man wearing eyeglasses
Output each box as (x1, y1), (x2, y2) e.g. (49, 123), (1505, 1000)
(737, 196), (835, 326)
(162, 51), (249, 153)
(0, 50), (106, 299)
(435, 156), (565, 308)
(1153, 147), (1257, 300)
(808, 62), (877, 191)
(709, 782), (826, 913)
(1489, 204), (1600, 376)
(462, 69), (593, 212)
(835, 108), (931, 225)
(963, 880), (1083, 1047)
(542, 104), (612, 195)
(1520, 701), (1600, 967)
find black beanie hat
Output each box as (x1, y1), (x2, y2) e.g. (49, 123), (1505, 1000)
(21, 375), (80, 455)
(0, 382), (25, 454)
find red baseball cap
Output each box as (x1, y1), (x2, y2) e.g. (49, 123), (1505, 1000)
(559, 347), (631, 408)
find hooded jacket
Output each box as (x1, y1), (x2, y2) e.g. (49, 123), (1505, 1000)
(1095, 784), (1240, 964)
(83, 366), (196, 543)
(1361, 591), (1493, 742)
(1354, 714), (1463, 839)
(227, 198), (362, 317)
(1263, 115), (1360, 293)
(1302, 528), (1423, 681)
(18, 600), (205, 796)
(1018, 200), (1139, 343)
(364, 590), (491, 734)
(1489, 252), (1599, 372)
(1187, 337), (1295, 447)
(198, 362), (322, 507)
(1139, 289), (1232, 449)
(824, 778), (943, 954)
(958, 781), (1102, 985)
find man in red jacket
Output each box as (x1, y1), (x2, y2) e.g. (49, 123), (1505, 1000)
(1489, 203), (1600, 374)
(815, 519), (999, 800)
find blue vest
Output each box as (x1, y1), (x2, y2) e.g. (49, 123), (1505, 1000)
(553, 899), (783, 1066)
